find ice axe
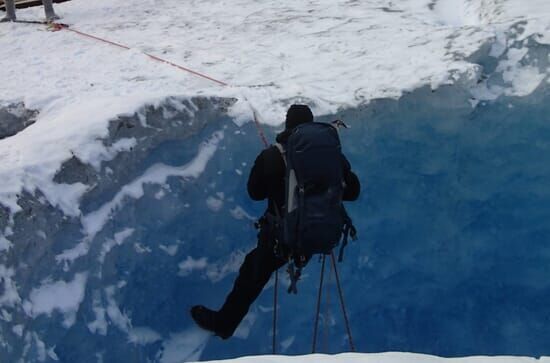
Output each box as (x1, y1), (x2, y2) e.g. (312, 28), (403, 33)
(331, 119), (350, 129)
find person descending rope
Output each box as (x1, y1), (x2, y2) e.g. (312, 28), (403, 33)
(1, 0), (60, 23)
(191, 104), (360, 339)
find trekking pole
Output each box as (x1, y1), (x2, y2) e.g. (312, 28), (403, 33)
(272, 269), (279, 354)
(324, 257), (333, 353)
(330, 251), (355, 352)
(312, 254), (326, 353)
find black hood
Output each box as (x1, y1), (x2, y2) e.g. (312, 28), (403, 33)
(276, 104), (314, 144)
(275, 129), (292, 144)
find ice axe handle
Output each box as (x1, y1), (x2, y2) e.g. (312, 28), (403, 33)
(331, 119), (350, 129)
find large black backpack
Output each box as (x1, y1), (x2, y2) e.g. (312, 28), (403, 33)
(275, 122), (356, 293)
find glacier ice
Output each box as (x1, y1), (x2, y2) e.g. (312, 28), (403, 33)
(0, 16), (549, 363)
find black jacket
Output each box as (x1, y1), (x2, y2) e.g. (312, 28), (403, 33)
(247, 131), (360, 216)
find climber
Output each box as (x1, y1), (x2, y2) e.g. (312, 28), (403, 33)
(1, 0), (60, 22)
(190, 104), (361, 339)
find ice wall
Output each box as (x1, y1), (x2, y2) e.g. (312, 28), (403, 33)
(1, 21), (549, 363)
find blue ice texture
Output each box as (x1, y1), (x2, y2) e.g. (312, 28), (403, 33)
(0, 28), (549, 362)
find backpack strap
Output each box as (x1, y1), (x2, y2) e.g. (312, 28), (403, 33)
(274, 142), (286, 166)
(338, 209), (358, 262)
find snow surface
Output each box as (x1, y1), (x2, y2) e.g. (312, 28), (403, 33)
(192, 353), (550, 363)
(0, 0), (549, 361)
(1, 0), (549, 218)
(24, 272), (88, 328)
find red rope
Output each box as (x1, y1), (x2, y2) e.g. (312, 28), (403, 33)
(312, 254), (326, 353)
(50, 23), (228, 86)
(249, 107), (269, 147)
(47, 19), (282, 354)
(50, 22), (269, 143)
(50, 20), (357, 356)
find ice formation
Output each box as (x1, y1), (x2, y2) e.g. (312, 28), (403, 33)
(0, 0), (549, 362)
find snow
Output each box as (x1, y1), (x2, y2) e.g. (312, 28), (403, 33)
(127, 326), (162, 345)
(0, 0), (549, 361)
(159, 328), (210, 363)
(0, 95), (155, 215)
(429, 0), (550, 27)
(0, 265), (21, 308)
(88, 290), (107, 335)
(25, 272), (88, 328)
(12, 324), (23, 337)
(0, 0), (547, 220)
(496, 48), (547, 97)
(81, 130), (223, 238)
(55, 130), (223, 265)
(431, 0), (478, 27)
(204, 250), (247, 283)
(97, 228), (134, 266)
(3, 0), (548, 216)
(0, 234), (12, 252)
(31, 332), (49, 362)
(232, 312), (257, 340)
(159, 243), (179, 256)
(229, 206), (256, 221)
(86, 137), (137, 170)
(192, 353), (550, 363)
(178, 256), (208, 277)
(279, 336), (295, 353)
(104, 285), (131, 332)
(206, 195), (224, 212)
(88, 284), (161, 344)
(134, 242), (152, 254)
(178, 250), (247, 282)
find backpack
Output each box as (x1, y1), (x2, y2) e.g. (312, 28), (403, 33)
(273, 122), (356, 293)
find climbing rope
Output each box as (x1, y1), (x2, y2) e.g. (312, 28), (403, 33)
(240, 95), (277, 352)
(247, 102), (270, 148)
(45, 20), (280, 351)
(31, 20), (354, 354)
(31, 21), (272, 147)
(48, 22), (271, 149)
(49, 23), (228, 86)
(324, 254), (333, 352)
(272, 267), (279, 354)
(312, 254), (326, 353)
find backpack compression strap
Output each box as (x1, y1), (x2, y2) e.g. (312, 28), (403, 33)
(338, 210), (358, 262)
(274, 143), (306, 293)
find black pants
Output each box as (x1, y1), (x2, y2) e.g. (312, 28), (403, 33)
(217, 228), (286, 336)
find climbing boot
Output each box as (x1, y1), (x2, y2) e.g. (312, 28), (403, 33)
(190, 305), (232, 340)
